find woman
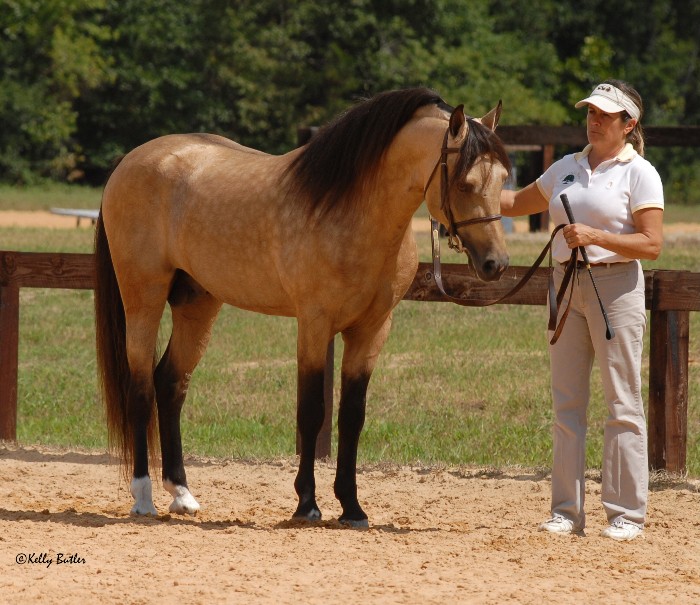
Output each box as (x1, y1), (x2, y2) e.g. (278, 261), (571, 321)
(501, 80), (664, 541)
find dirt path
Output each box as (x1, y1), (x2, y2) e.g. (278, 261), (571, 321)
(0, 210), (96, 229)
(1, 444), (699, 604)
(2, 210), (700, 236)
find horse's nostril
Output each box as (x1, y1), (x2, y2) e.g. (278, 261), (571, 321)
(483, 259), (497, 276)
(482, 257), (508, 281)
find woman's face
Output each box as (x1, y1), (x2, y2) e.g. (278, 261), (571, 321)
(586, 104), (634, 149)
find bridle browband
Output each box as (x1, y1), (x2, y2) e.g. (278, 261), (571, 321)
(422, 127), (502, 254)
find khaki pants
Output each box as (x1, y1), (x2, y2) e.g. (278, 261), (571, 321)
(548, 260), (647, 530)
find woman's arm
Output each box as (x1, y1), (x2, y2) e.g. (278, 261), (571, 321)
(500, 181), (549, 217)
(563, 207), (663, 260)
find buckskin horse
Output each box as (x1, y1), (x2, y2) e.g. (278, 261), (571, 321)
(94, 87), (511, 526)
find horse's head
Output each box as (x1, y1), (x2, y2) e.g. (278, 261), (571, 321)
(424, 103), (511, 281)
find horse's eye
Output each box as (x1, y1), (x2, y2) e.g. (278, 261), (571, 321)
(457, 181), (474, 193)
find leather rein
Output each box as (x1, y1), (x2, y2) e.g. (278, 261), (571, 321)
(423, 128), (578, 345)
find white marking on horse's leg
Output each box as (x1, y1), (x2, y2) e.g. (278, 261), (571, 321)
(163, 479), (200, 515)
(130, 476), (158, 516)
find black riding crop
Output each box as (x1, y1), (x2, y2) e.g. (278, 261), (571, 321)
(559, 193), (615, 340)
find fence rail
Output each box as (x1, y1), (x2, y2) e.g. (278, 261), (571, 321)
(1, 250), (698, 472)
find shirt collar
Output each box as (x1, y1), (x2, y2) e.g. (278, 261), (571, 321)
(574, 143), (637, 164)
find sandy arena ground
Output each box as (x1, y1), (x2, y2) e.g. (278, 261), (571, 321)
(1, 444), (700, 605)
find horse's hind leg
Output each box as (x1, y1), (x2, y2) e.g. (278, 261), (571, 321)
(334, 315), (393, 527)
(155, 272), (222, 514)
(123, 284), (171, 516)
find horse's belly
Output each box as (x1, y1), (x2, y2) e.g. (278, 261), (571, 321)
(188, 264), (296, 317)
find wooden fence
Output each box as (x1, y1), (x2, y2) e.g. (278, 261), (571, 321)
(1, 250), (698, 472)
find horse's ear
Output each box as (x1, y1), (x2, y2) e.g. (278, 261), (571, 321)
(480, 100), (503, 131)
(449, 104), (466, 138)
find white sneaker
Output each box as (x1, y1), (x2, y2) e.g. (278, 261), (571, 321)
(538, 515), (576, 534)
(601, 519), (643, 541)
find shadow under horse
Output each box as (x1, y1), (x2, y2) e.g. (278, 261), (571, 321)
(94, 87), (512, 526)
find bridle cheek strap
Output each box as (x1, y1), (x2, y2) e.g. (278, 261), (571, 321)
(423, 129), (501, 254)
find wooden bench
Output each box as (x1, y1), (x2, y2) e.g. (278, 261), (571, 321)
(50, 208), (100, 227)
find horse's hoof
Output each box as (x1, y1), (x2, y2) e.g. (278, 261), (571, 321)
(339, 517), (369, 529)
(169, 494), (200, 515)
(292, 508), (322, 523)
(163, 481), (200, 515)
(130, 476), (158, 516)
(130, 502), (158, 516)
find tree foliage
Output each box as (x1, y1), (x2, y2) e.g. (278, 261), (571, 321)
(0, 0), (112, 181)
(0, 0), (698, 199)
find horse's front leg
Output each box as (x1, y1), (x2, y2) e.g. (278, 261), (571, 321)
(334, 373), (372, 526)
(293, 367), (326, 521)
(293, 323), (331, 522)
(335, 315), (393, 527)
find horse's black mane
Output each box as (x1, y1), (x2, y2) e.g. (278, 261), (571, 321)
(456, 118), (512, 192)
(285, 87), (510, 217)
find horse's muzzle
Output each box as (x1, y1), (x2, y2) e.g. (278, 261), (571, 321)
(477, 254), (509, 281)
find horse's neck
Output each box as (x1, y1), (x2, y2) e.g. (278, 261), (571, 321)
(360, 187), (423, 247)
(378, 116), (448, 228)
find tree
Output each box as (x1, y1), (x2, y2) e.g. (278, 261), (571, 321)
(0, 0), (697, 200)
(0, 0), (112, 182)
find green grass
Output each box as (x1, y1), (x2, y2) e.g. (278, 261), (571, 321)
(0, 183), (101, 211)
(0, 227), (95, 252)
(2, 185), (699, 476)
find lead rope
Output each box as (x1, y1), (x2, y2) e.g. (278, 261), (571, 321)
(429, 219), (577, 344)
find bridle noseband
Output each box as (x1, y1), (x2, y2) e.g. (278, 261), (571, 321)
(422, 128), (502, 254)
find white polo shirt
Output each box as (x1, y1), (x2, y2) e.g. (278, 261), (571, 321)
(536, 143), (664, 263)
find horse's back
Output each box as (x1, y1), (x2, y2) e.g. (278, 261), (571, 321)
(106, 133), (268, 186)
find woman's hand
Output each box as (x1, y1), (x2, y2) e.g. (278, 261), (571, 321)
(563, 208), (663, 260)
(562, 223), (598, 248)
(500, 182), (548, 217)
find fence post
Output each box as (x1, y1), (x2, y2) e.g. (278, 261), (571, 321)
(648, 308), (689, 473)
(0, 281), (19, 440)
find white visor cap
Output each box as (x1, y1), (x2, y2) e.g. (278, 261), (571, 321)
(575, 83), (640, 120)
